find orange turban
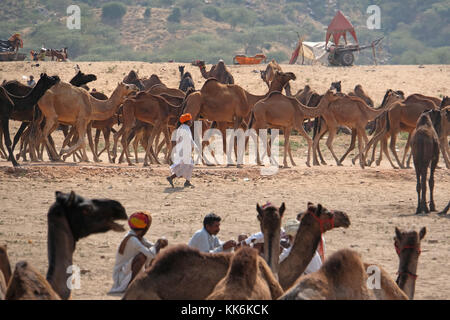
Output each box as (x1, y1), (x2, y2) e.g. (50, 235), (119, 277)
(180, 113), (192, 123)
(128, 211), (152, 230)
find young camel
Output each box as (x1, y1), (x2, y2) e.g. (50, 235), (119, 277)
(4, 191), (127, 300)
(411, 109), (441, 214)
(362, 95), (439, 169)
(122, 202), (350, 299)
(249, 90), (338, 168)
(37, 82), (136, 162)
(280, 227), (426, 300)
(312, 92), (389, 168)
(206, 247), (283, 300)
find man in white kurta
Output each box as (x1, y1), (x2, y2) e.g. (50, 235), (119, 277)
(167, 113), (201, 188)
(108, 211), (168, 295)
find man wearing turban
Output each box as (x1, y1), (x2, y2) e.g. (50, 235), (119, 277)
(109, 211), (168, 294)
(167, 113), (201, 188)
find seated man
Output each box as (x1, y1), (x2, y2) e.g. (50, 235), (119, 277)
(108, 211), (168, 294)
(188, 213), (237, 253)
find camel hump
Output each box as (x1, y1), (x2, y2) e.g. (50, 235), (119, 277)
(148, 244), (204, 275)
(321, 249), (365, 283)
(229, 247), (258, 278)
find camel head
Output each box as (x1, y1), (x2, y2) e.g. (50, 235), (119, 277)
(50, 191), (127, 242)
(394, 227), (426, 298)
(69, 70), (97, 87)
(302, 202), (350, 232)
(260, 70), (267, 81)
(115, 82), (139, 101)
(195, 60), (206, 68)
(380, 89), (403, 108)
(179, 65), (185, 74)
(123, 71), (144, 91)
(256, 202), (285, 236)
(275, 71), (296, 83)
(330, 81), (341, 93)
(439, 96), (450, 109)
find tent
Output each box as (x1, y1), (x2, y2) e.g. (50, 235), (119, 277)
(289, 40), (331, 65)
(325, 10), (358, 46)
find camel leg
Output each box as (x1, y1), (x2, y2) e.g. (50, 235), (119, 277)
(162, 126), (172, 164)
(401, 133), (412, 168)
(325, 127), (342, 166)
(283, 129), (291, 168)
(143, 124), (161, 166)
(439, 136), (450, 169)
(133, 133), (141, 164)
(341, 130), (356, 164)
(429, 155), (438, 212)
(389, 131), (405, 169)
(356, 128), (366, 169)
(10, 122), (28, 160)
(120, 126), (135, 166)
(420, 168), (429, 213)
(316, 130), (327, 165)
(296, 125), (313, 167)
(312, 121), (329, 166)
(94, 129), (101, 157)
(112, 126), (125, 163)
(86, 122), (100, 162)
(103, 128), (113, 163)
(1, 117), (19, 166)
(0, 129), (7, 159)
(40, 115), (60, 161)
(60, 120), (88, 161)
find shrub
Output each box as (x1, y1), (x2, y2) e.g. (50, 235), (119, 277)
(167, 7), (181, 23)
(144, 7), (151, 19)
(101, 2), (127, 21)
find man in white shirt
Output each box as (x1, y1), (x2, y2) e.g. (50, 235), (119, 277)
(188, 213), (237, 253)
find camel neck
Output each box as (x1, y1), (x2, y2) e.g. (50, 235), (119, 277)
(279, 217), (321, 290)
(90, 86), (124, 121)
(199, 66), (209, 79)
(46, 216), (76, 300)
(263, 229), (281, 278)
(396, 255), (419, 299)
(10, 79), (50, 109)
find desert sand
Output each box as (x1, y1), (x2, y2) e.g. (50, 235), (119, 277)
(0, 61), (449, 300)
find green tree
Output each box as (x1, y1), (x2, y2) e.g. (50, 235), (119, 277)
(167, 7), (181, 23)
(101, 2), (127, 21)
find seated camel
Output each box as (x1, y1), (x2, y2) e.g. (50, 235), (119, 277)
(195, 60), (234, 84)
(206, 247), (283, 300)
(4, 191), (127, 300)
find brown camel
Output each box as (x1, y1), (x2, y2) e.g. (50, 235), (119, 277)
(206, 247), (283, 300)
(0, 245), (11, 300)
(348, 84), (374, 107)
(256, 202), (285, 278)
(142, 74), (164, 90)
(37, 82), (136, 162)
(411, 109), (441, 214)
(438, 101), (450, 168)
(294, 85), (313, 104)
(260, 59), (291, 96)
(394, 227), (426, 299)
(196, 60), (234, 84)
(116, 92), (182, 166)
(181, 71), (296, 165)
(148, 83), (185, 98)
(4, 191), (127, 300)
(312, 92), (389, 168)
(249, 90), (338, 167)
(362, 94), (441, 169)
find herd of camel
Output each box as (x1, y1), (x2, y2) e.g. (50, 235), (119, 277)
(0, 191), (429, 300)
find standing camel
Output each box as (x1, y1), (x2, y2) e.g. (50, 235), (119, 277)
(437, 100), (450, 168)
(411, 109), (441, 214)
(36, 82), (136, 162)
(178, 65), (195, 92)
(206, 247), (283, 300)
(260, 59), (291, 96)
(4, 191), (127, 300)
(0, 73), (60, 166)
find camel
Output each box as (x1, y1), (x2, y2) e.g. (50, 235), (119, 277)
(294, 85), (313, 104)
(438, 201), (450, 215)
(348, 84), (374, 108)
(0, 245), (11, 300)
(206, 247), (283, 300)
(178, 65), (195, 92)
(394, 227), (426, 299)
(181, 71), (296, 165)
(123, 202), (350, 299)
(116, 92), (182, 166)
(249, 90), (338, 168)
(411, 109), (441, 214)
(260, 59), (291, 96)
(195, 60), (234, 84)
(280, 227), (426, 300)
(362, 94), (441, 169)
(148, 83), (185, 98)
(123, 70), (145, 91)
(37, 82), (137, 162)
(142, 74), (164, 90)
(4, 191), (127, 300)
(1, 73), (60, 166)
(312, 91), (390, 168)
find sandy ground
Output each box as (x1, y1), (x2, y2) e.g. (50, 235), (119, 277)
(0, 61), (449, 300)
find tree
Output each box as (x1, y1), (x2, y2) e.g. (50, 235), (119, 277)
(144, 7), (151, 19)
(180, 0), (202, 14)
(168, 7), (181, 23)
(101, 2), (127, 21)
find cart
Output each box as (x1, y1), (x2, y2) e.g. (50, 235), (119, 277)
(327, 37), (383, 66)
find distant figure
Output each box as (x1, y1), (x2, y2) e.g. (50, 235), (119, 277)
(27, 75), (36, 87)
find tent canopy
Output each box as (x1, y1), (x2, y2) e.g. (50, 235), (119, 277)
(326, 11), (358, 46)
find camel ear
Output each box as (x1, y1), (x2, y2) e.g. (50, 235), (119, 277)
(419, 227), (426, 240)
(256, 204), (263, 221)
(67, 191), (76, 207)
(55, 191), (63, 202)
(395, 227), (402, 241)
(279, 203), (285, 217)
(317, 204), (323, 215)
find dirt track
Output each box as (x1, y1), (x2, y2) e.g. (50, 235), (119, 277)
(0, 62), (449, 300)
